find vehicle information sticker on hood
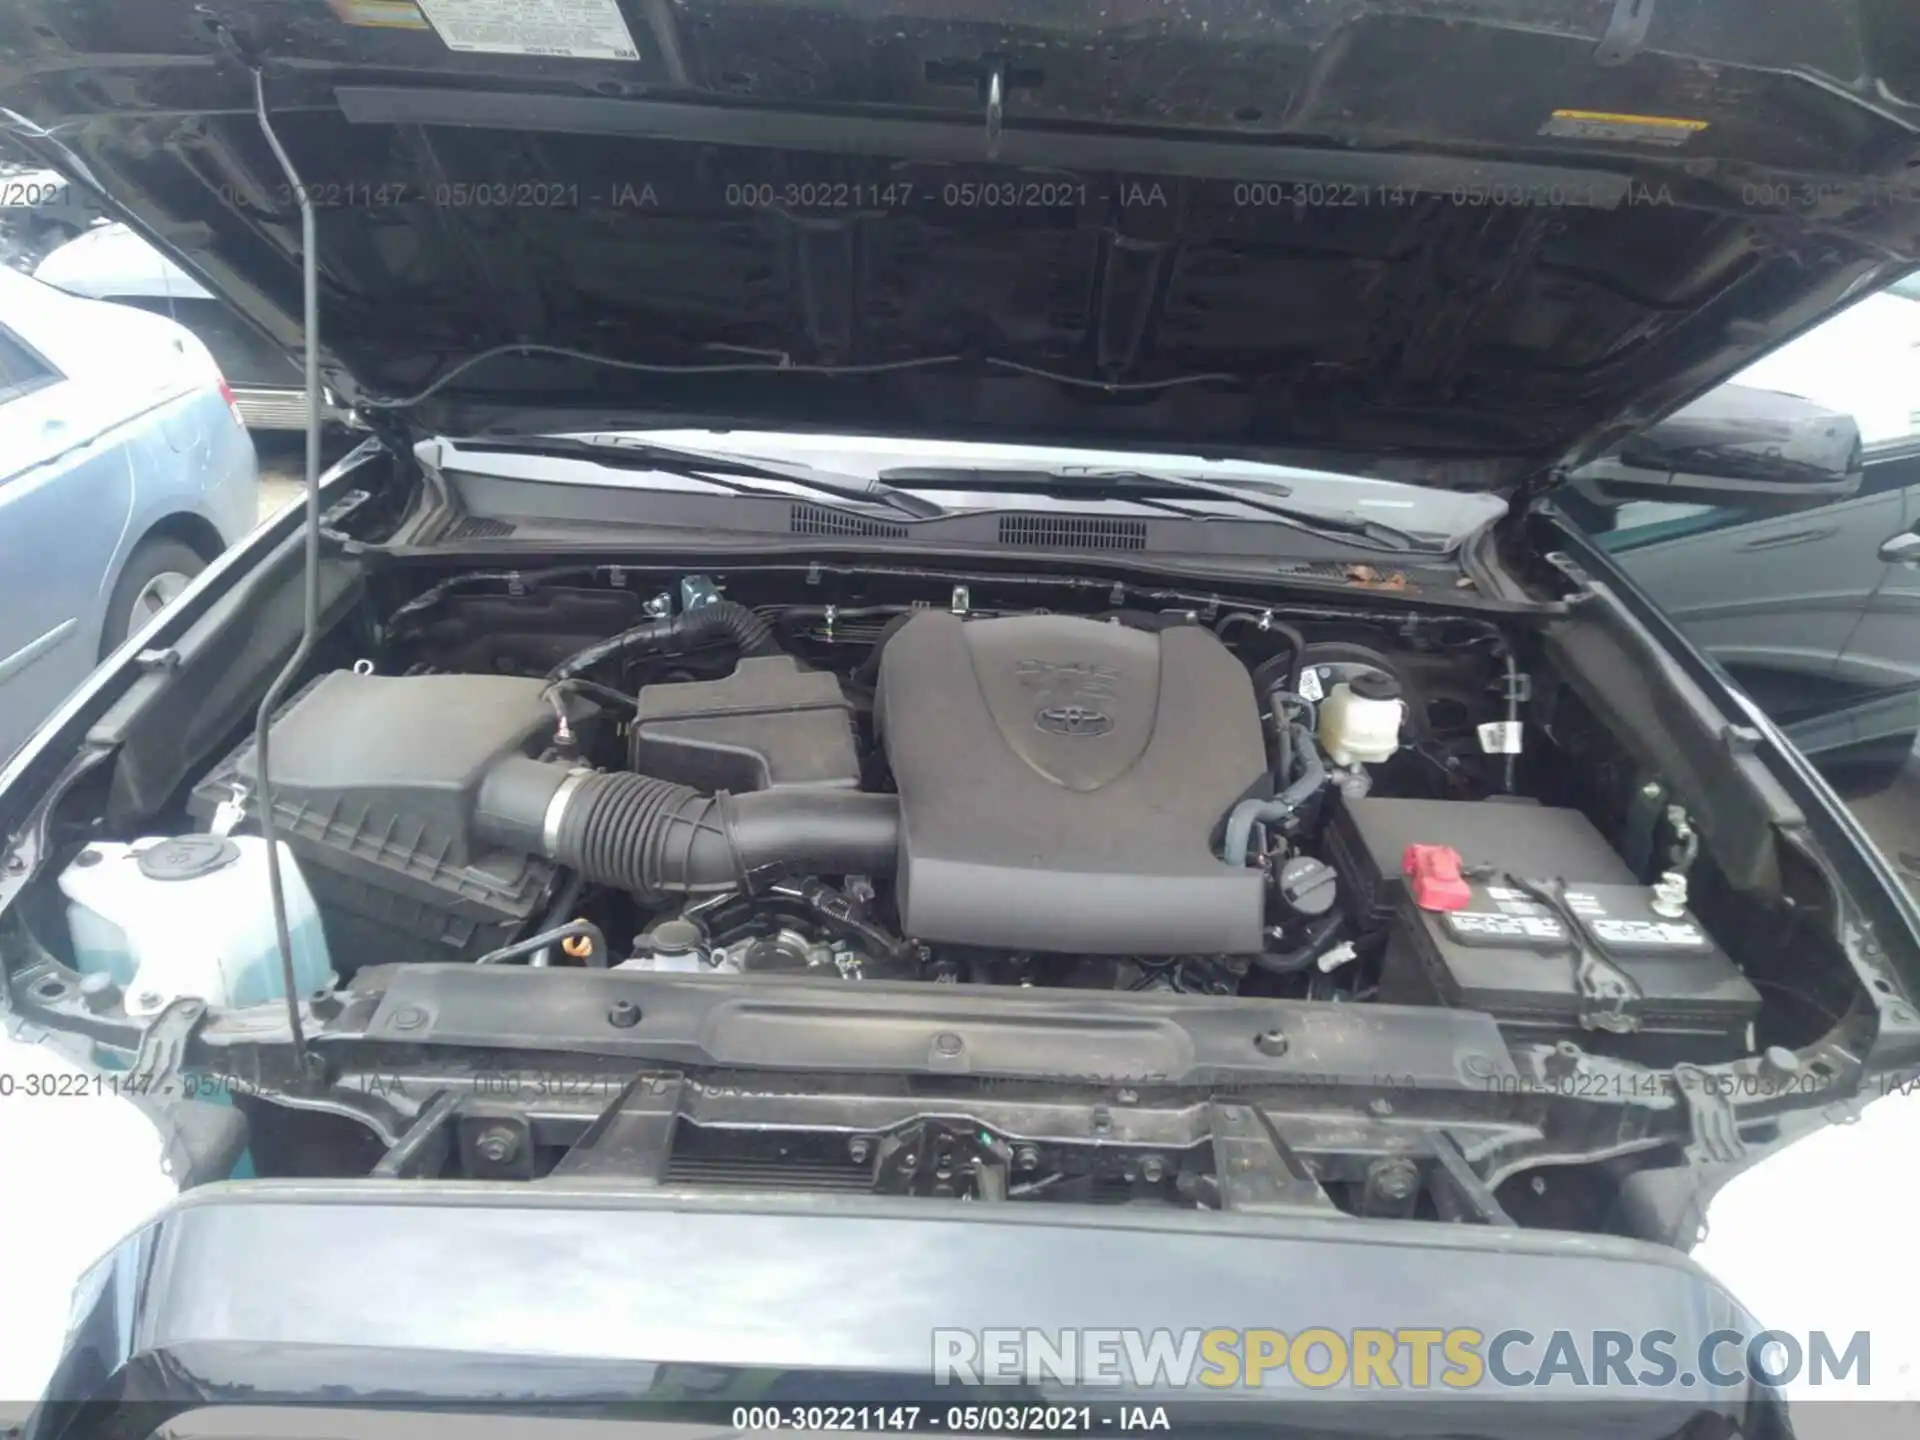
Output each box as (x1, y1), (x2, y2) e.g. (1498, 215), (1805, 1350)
(415, 0), (639, 60)
(327, 0), (430, 28)
(1541, 109), (1708, 146)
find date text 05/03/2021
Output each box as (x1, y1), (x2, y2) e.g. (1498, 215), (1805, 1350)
(728, 1405), (1169, 1434)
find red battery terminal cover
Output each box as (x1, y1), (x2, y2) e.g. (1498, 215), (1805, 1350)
(1403, 843), (1472, 911)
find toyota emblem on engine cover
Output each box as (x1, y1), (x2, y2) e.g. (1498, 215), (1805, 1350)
(1036, 704), (1113, 737)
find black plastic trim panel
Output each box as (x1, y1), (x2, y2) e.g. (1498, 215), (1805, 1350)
(349, 965), (1517, 1087)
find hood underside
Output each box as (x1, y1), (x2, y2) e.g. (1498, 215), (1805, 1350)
(5, 0), (1920, 487)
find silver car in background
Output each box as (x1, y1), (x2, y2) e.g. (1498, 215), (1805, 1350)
(35, 222), (317, 431)
(0, 265), (257, 760)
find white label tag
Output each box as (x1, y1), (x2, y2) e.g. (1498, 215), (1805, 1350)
(1296, 667), (1324, 702)
(1449, 911), (1565, 941)
(1477, 719), (1523, 754)
(1590, 918), (1707, 948)
(416, 0), (639, 59)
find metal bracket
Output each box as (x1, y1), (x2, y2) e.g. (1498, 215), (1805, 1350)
(125, 998), (208, 1098)
(1208, 1103), (1335, 1212)
(1672, 1064), (1749, 1164)
(319, 488), (372, 529)
(372, 1089), (460, 1179)
(1594, 0), (1654, 67)
(549, 1074), (684, 1182)
(876, 1119), (1011, 1200)
(1428, 1131), (1514, 1224)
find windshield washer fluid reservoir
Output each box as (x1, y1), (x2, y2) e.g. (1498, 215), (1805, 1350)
(58, 836), (335, 1016)
(1317, 672), (1405, 766)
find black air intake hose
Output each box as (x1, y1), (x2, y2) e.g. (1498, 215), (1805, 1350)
(476, 756), (898, 896)
(548, 600), (781, 682)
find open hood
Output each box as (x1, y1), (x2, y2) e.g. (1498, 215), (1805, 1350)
(5, 0), (1920, 489)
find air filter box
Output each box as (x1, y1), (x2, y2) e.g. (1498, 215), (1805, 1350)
(189, 670), (559, 967)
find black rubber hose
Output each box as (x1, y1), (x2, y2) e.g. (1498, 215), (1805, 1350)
(1222, 724), (1327, 866)
(475, 757), (899, 897)
(1251, 913), (1344, 976)
(854, 612), (917, 687)
(1247, 623), (1309, 705)
(548, 599), (781, 681)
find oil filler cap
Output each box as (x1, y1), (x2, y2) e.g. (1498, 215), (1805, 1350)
(1403, 843), (1471, 911)
(136, 835), (242, 882)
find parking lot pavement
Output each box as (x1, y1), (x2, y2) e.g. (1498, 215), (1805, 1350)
(258, 467), (302, 522)
(1848, 762), (1920, 896)
(254, 436), (337, 522)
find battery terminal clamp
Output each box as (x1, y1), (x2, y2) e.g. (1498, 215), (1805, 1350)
(1403, 843), (1472, 911)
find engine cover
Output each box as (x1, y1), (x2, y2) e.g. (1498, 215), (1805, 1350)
(876, 612), (1268, 953)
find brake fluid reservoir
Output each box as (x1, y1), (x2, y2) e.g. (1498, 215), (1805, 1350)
(58, 836), (335, 1016)
(1317, 672), (1405, 766)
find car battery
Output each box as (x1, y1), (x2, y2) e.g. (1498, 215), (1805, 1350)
(1329, 797), (1760, 1059)
(1383, 876), (1760, 1059)
(1327, 796), (1636, 925)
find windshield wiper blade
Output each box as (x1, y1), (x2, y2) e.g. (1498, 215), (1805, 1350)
(877, 465), (1442, 552)
(445, 434), (945, 520)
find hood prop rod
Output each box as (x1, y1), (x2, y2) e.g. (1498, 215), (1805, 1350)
(248, 65), (321, 1081)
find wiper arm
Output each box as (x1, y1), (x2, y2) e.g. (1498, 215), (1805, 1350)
(444, 434), (945, 521)
(876, 465), (1442, 552)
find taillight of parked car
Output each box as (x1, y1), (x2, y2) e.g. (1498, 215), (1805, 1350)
(216, 376), (246, 429)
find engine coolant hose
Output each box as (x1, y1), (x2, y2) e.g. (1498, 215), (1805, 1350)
(548, 599), (782, 682)
(1222, 724), (1327, 867)
(476, 756), (899, 896)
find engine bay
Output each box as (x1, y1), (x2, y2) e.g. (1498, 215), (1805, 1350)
(5, 540), (1899, 1237)
(161, 563), (1747, 1038)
